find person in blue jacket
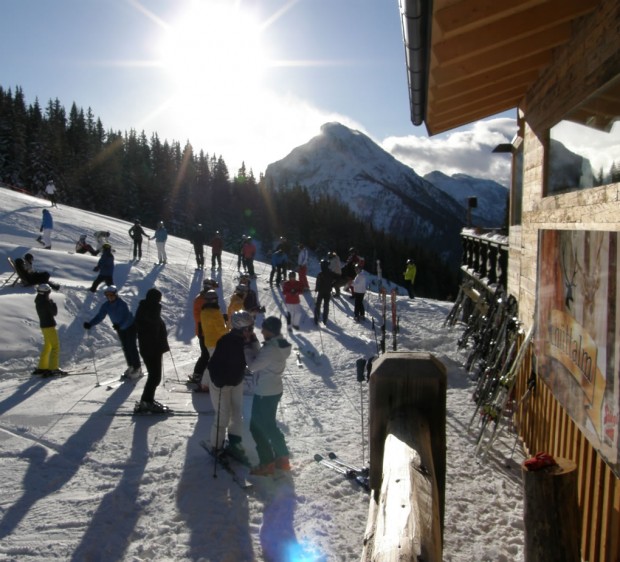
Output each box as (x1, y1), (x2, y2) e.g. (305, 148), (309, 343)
(150, 221), (168, 264)
(89, 243), (114, 293)
(37, 208), (54, 249)
(83, 285), (142, 379)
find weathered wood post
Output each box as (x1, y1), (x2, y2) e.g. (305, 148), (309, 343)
(522, 457), (581, 562)
(361, 352), (446, 562)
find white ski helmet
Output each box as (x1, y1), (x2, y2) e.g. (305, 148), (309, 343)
(103, 285), (118, 295)
(204, 290), (219, 303)
(231, 310), (254, 330)
(37, 283), (52, 294)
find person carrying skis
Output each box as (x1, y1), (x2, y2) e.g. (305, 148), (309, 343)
(83, 285), (142, 380)
(403, 259), (417, 299)
(151, 221), (168, 264)
(33, 283), (64, 376)
(242, 236), (257, 277)
(128, 219), (147, 260)
(245, 316), (292, 475)
(44, 180), (58, 207)
(198, 290), (229, 393)
(314, 259), (334, 325)
(297, 243), (310, 291)
(134, 288), (170, 414)
(93, 230), (110, 254)
(189, 278), (218, 384)
(37, 208), (53, 249)
(282, 271), (304, 330)
(352, 264), (368, 322)
(190, 224), (206, 269)
(15, 253), (60, 289)
(89, 243), (114, 293)
(210, 230), (223, 270)
(207, 310), (255, 463)
(75, 234), (97, 256)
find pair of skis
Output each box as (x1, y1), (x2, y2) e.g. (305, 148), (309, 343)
(378, 288), (398, 352)
(314, 453), (370, 492)
(200, 440), (253, 490)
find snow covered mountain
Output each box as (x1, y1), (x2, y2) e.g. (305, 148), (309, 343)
(424, 171), (508, 228)
(264, 122), (466, 264)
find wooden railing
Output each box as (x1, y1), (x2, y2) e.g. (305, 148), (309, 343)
(460, 229), (509, 291)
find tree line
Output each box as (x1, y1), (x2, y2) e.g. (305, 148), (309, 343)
(0, 85), (458, 299)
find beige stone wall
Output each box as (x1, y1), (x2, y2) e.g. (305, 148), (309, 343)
(509, 0), (620, 326)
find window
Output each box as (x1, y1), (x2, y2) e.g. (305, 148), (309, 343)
(545, 74), (620, 196)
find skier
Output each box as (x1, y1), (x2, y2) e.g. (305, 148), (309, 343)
(44, 180), (58, 207)
(89, 243), (114, 293)
(190, 224), (206, 269)
(198, 290), (229, 393)
(37, 209), (53, 249)
(403, 259), (417, 299)
(75, 234), (97, 256)
(236, 235), (247, 272)
(242, 236), (257, 277)
(93, 230), (110, 254)
(275, 236), (291, 278)
(328, 251), (343, 296)
(297, 243), (310, 291)
(245, 316), (292, 475)
(33, 283), (64, 375)
(151, 221), (168, 264)
(189, 278), (218, 384)
(352, 264), (368, 322)
(207, 310), (255, 463)
(239, 273), (265, 317)
(282, 271), (304, 330)
(134, 288), (171, 414)
(227, 283), (248, 321)
(314, 259), (334, 324)
(83, 285), (142, 379)
(14, 253), (59, 289)
(210, 230), (223, 270)
(128, 219), (147, 261)
(269, 249), (288, 286)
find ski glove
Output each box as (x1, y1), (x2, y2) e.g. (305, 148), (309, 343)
(93, 266), (99, 272)
(83, 322), (91, 330)
(112, 323), (120, 331)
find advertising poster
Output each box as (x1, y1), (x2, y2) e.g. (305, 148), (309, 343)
(537, 230), (620, 476)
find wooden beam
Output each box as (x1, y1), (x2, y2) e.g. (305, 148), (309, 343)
(434, 0), (599, 64)
(427, 97), (521, 134)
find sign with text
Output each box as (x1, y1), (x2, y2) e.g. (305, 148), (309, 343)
(537, 230), (620, 477)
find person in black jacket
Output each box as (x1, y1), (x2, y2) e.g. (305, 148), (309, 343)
(128, 219), (148, 261)
(14, 253), (59, 290)
(133, 288), (170, 413)
(190, 223), (206, 269)
(33, 284), (64, 375)
(314, 259), (335, 324)
(207, 310), (255, 463)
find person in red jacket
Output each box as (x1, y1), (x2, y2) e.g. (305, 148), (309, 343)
(242, 236), (257, 277)
(210, 230), (223, 271)
(282, 271), (304, 330)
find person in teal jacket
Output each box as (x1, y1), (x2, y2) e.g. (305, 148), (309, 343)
(83, 285), (142, 379)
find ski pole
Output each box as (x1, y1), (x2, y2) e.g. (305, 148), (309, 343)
(168, 348), (181, 382)
(318, 321), (325, 356)
(372, 318), (379, 355)
(146, 238), (151, 262)
(356, 358), (367, 467)
(90, 333), (100, 386)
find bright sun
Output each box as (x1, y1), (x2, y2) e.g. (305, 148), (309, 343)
(159, 2), (269, 100)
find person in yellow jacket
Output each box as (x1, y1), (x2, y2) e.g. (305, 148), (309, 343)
(199, 290), (229, 392)
(227, 284), (248, 322)
(189, 279), (218, 384)
(403, 259), (417, 299)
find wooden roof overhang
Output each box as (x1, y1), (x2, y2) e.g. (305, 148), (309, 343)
(400, 0), (602, 135)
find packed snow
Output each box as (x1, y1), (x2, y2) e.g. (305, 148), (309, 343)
(0, 187), (525, 561)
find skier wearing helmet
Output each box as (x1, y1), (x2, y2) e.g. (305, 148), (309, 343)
(189, 279), (219, 384)
(190, 224), (206, 269)
(33, 283), (64, 376)
(150, 221), (168, 264)
(197, 290), (229, 393)
(227, 283), (248, 322)
(206, 310), (255, 463)
(75, 234), (97, 255)
(282, 271), (304, 330)
(83, 285), (142, 380)
(89, 243), (114, 293)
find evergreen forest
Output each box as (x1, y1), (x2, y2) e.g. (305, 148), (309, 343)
(0, 85), (459, 299)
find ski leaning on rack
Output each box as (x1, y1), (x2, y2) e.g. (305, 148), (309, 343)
(314, 454), (370, 492)
(390, 288), (398, 351)
(200, 440), (253, 490)
(379, 288), (387, 354)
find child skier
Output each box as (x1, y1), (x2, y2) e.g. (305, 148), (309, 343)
(33, 283), (65, 376)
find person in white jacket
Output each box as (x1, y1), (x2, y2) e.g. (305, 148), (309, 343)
(352, 264), (368, 321)
(245, 316), (292, 476)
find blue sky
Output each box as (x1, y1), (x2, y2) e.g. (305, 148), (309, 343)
(1, 0), (516, 184)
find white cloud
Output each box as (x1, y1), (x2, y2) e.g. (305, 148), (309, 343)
(381, 117), (518, 187)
